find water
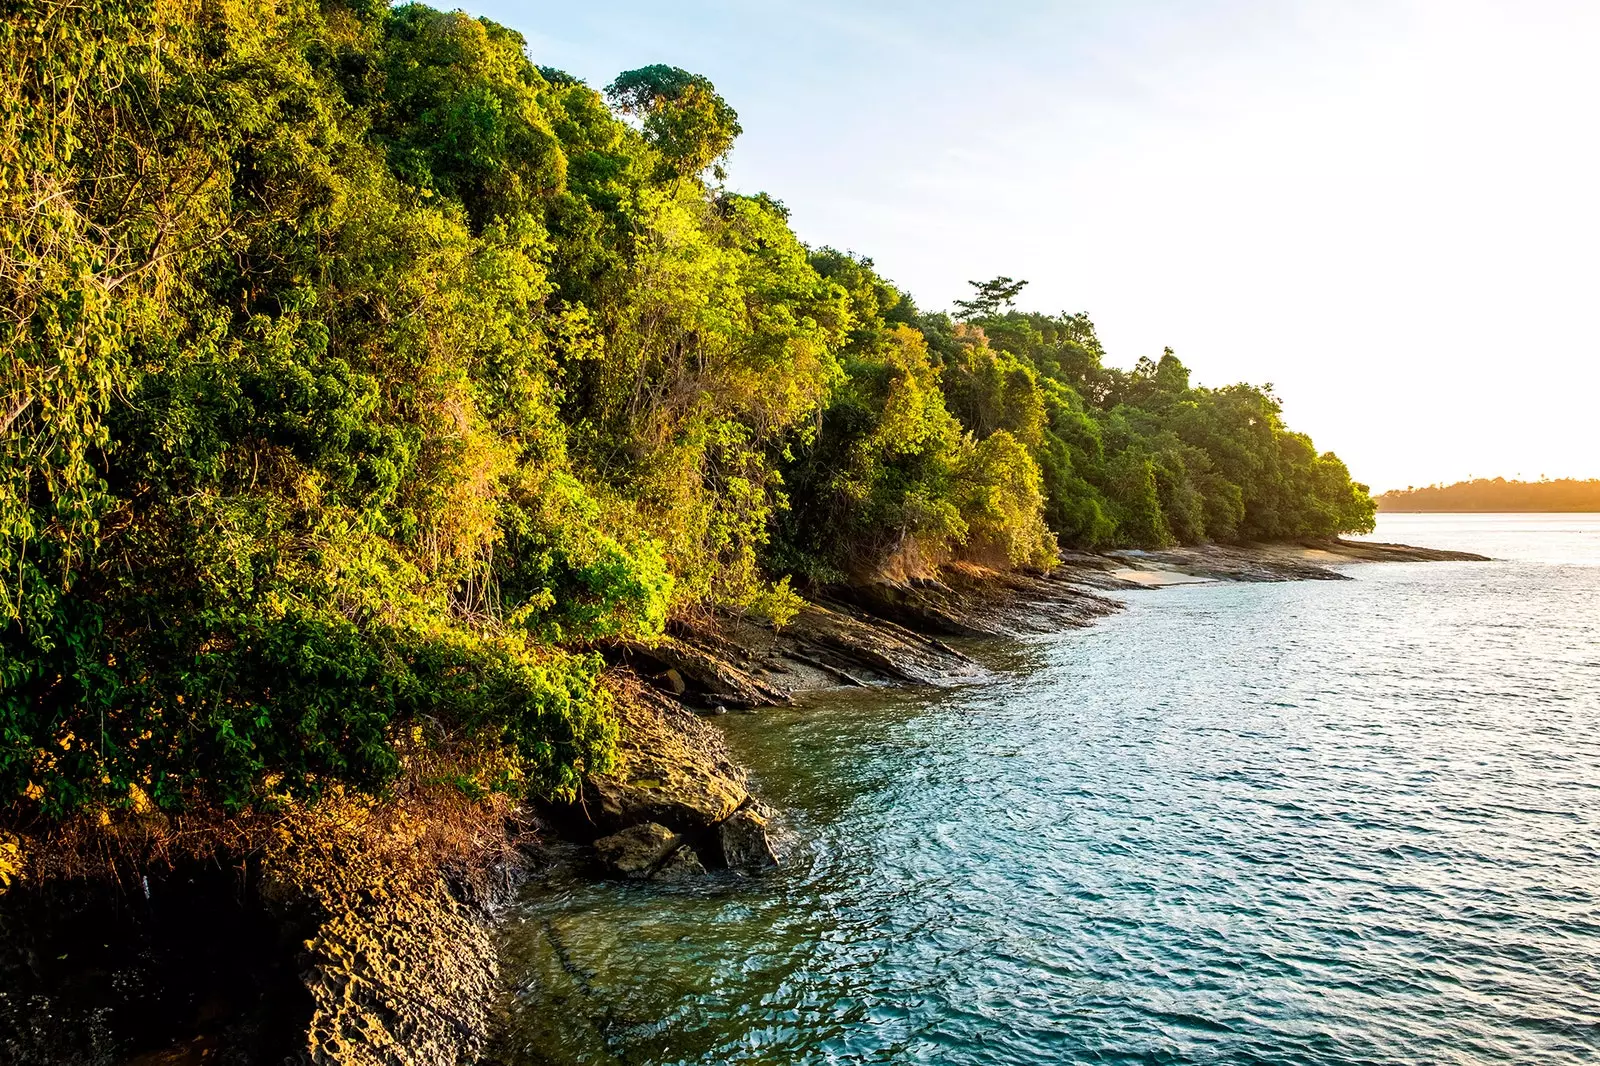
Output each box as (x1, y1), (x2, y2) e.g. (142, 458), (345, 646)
(497, 515), (1600, 1065)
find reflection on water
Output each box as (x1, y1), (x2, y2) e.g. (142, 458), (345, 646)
(497, 515), (1600, 1065)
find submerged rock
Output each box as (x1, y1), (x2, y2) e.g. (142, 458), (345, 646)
(593, 823), (681, 879)
(719, 809), (778, 872)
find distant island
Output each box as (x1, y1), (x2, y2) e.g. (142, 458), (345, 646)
(1377, 478), (1600, 512)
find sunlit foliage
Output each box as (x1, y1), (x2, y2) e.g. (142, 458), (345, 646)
(1, 1), (1373, 822)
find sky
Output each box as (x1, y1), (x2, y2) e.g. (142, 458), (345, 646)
(470, 0), (1599, 492)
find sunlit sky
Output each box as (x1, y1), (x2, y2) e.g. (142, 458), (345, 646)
(471, 0), (1598, 492)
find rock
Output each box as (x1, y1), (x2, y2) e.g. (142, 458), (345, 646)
(1095, 540), (1482, 584)
(833, 578), (991, 637)
(776, 602), (984, 687)
(593, 823), (681, 879)
(1322, 538), (1489, 563)
(573, 680), (750, 836)
(659, 668), (687, 695)
(619, 635), (789, 708)
(258, 796), (517, 1066)
(1, 792), (515, 1066)
(297, 876), (496, 1066)
(823, 564), (1121, 642)
(650, 846), (708, 882)
(719, 810), (778, 871)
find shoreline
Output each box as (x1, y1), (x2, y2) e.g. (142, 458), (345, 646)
(535, 537), (1489, 896)
(597, 537), (1485, 716)
(0, 538), (1486, 1066)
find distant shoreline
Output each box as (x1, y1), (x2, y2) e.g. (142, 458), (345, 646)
(1377, 508), (1600, 514)
(1376, 479), (1600, 513)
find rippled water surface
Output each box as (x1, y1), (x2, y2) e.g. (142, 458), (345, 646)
(499, 514), (1600, 1065)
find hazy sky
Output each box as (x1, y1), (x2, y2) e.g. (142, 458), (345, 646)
(471, 0), (1598, 491)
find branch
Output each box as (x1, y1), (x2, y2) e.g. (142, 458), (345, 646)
(2, 394), (36, 435)
(3, 366), (62, 435)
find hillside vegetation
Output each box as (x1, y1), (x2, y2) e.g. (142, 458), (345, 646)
(1, 1), (1375, 826)
(1377, 479), (1600, 512)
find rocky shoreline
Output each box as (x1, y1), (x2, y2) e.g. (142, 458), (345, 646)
(557, 538), (1485, 886)
(603, 536), (1484, 709)
(0, 538), (1485, 1066)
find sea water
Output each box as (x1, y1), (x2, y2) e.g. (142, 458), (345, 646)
(496, 514), (1600, 1065)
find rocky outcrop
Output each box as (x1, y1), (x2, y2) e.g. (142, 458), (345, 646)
(834, 563), (1123, 638)
(262, 799), (515, 1066)
(718, 809), (779, 871)
(774, 602), (984, 685)
(541, 675), (781, 880)
(613, 633), (791, 709)
(607, 599), (991, 710)
(0, 782), (526, 1066)
(1319, 537), (1490, 563)
(575, 678), (752, 835)
(292, 874), (497, 1066)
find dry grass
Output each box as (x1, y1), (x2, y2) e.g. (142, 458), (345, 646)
(6, 740), (529, 900)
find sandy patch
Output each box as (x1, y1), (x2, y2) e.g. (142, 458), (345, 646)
(1107, 567), (1214, 587)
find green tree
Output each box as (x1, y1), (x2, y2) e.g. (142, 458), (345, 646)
(954, 276), (1029, 318)
(605, 64), (742, 181)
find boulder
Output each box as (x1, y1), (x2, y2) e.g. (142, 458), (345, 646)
(650, 846), (708, 882)
(718, 809), (778, 871)
(593, 823), (681, 879)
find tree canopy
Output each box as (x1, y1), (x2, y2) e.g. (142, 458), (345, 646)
(605, 64), (742, 180)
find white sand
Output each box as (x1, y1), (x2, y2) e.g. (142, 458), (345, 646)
(1106, 567), (1214, 587)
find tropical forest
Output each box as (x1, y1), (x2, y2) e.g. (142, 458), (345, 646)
(1, 0), (1379, 831)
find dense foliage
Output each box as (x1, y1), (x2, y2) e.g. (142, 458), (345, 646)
(1377, 479), (1600, 512)
(1, 1), (1373, 821)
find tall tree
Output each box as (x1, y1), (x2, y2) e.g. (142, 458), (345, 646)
(954, 276), (1029, 318)
(605, 64), (742, 180)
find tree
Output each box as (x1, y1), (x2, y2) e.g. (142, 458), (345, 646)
(954, 276), (1028, 318)
(605, 64), (742, 180)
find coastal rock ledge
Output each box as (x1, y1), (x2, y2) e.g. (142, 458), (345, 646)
(544, 677), (783, 878)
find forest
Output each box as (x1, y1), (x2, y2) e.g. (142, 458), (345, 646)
(2, 1), (1375, 828)
(1377, 479), (1600, 512)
